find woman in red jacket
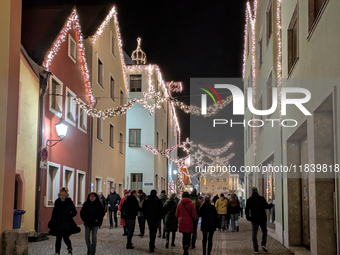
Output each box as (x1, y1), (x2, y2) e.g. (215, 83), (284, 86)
(175, 192), (196, 255)
(118, 190), (129, 236)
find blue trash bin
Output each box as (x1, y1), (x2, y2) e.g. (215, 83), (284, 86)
(13, 210), (26, 229)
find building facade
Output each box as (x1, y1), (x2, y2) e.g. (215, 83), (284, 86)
(200, 173), (240, 196)
(243, 0), (340, 254)
(84, 6), (128, 199)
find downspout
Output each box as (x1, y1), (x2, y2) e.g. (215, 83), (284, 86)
(88, 98), (97, 193)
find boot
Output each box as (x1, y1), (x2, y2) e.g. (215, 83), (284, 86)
(183, 245), (189, 255)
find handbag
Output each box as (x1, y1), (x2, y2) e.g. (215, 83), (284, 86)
(183, 203), (197, 232)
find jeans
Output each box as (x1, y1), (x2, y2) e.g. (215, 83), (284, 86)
(147, 220), (158, 248)
(218, 214), (226, 230)
(138, 216), (145, 235)
(55, 234), (72, 253)
(230, 214), (239, 231)
(191, 219), (199, 247)
(202, 230), (214, 255)
(125, 219), (135, 246)
(85, 226), (99, 255)
(166, 231), (176, 245)
(251, 222), (268, 250)
(109, 210), (117, 227)
(182, 233), (191, 255)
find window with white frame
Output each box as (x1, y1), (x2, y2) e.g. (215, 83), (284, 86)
(95, 178), (102, 193)
(111, 31), (115, 56)
(119, 132), (124, 154)
(76, 170), (86, 206)
(63, 166), (74, 200)
(49, 76), (63, 116)
(65, 87), (76, 125)
(47, 162), (61, 205)
(78, 99), (87, 132)
(68, 34), (77, 63)
(110, 76), (115, 102)
(97, 118), (103, 141)
(109, 124), (114, 148)
(97, 57), (104, 88)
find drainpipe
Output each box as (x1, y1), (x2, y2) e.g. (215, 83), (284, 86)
(88, 99), (97, 193)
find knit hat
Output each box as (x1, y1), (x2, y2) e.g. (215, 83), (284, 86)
(124, 190), (129, 195)
(138, 189), (143, 194)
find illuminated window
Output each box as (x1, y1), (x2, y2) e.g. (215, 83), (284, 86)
(130, 74), (142, 92)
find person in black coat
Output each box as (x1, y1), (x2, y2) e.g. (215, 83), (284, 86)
(120, 190), (139, 249)
(48, 187), (80, 255)
(98, 190), (107, 213)
(106, 187), (121, 228)
(81, 192), (105, 255)
(163, 193), (178, 248)
(212, 194), (219, 205)
(142, 189), (163, 252)
(200, 196), (218, 255)
(245, 187), (273, 253)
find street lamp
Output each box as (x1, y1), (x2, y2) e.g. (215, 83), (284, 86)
(46, 118), (68, 147)
(173, 170), (178, 175)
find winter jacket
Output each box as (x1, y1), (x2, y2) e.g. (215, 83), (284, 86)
(143, 194), (163, 222)
(212, 195), (219, 204)
(80, 193), (105, 227)
(215, 197), (228, 215)
(200, 202), (218, 232)
(118, 197), (126, 226)
(245, 192), (273, 224)
(137, 194), (146, 217)
(175, 197), (196, 233)
(120, 195), (139, 220)
(48, 198), (80, 236)
(159, 194), (168, 205)
(229, 198), (240, 214)
(99, 194), (107, 212)
(163, 199), (178, 232)
(190, 194), (202, 220)
(106, 192), (121, 211)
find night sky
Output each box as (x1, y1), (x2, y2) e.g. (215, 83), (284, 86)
(116, 0), (247, 173)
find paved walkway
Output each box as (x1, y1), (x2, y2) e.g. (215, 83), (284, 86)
(28, 217), (292, 254)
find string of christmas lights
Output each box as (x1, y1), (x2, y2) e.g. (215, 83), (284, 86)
(276, 0), (283, 123)
(198, 142), (233, 156)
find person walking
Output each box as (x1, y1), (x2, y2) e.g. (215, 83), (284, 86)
(214, 193), (228, 231)
(246, 187), (274, 253)
(137, 189), (146, 237)
(229, 194), (240, 232)
(80, 192), (105, 255)
(98, 190), (107, 214)
(158, 190), (168, 238)
(106, 187), (121, 229)
(120, 190), (139, 249)
(190, 188), (201, 249)
(163, 193), (178, 248)
(240, 196), (245, 218)
(226, 194), (231, 230)
(143, 189), (164, 252)
(118, 190), (129, 236)
(48, 187), (80, 255)
(176, 192), (196, 255)
(212, 194), (219, 205)
(200, 196), (218, 255)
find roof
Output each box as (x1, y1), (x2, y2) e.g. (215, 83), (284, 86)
(124, 51), (134, 65)
(21, 0), (114, 65)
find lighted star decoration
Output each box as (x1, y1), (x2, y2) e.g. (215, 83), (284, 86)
(179, 138), (197, 154)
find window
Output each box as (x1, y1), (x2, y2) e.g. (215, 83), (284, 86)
(68, 34), (76, 63)
(258, 37), (263, 70)
(95, 178), (102, 193)
(109, 124), (114, 148)
(266, 0), (273, 46)
(223, 187), (227, 191)
(288, 7), (298, 74)
(129, 129), (141, 147)
(78, 99), (87, 132)
(161, 139), (164, 150)
(131, 174), (143, 190)
(49, 77), (63, 116)
(111, 31), (115, 56)
(97, 57), (104, 87)
(119, 132), (124, 154)
(120, 90), (124, 106)
(76, 170), (86, 206)
(110, 76), (115, 102)
(47, 162), (60, 206)
(97, 118), (103, 141)
(217, 187), (221, 192)
(65, 87), (76, 125)
(209, 178), (213, 183)
(63, 166), (74, 200)
(156, 132), (159, 149)
(216, 178), (220, 183)
(223, 178), (227, 182)
(130, 75), (142, 92)
(308, 0), (328, 32)
(267, 71), (273, 111)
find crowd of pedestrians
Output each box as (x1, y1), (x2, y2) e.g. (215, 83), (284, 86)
(48, 186), (272, 255)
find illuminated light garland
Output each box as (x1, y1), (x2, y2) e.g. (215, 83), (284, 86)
(43, 10), (95, 105)
(276, 0), (283, 124)
(242, 11), (249, 79)
(179, 138), (196, 154)
(131, 37), (147, 64)
(92, 6), (129, 95)
(198, 142), (233, 156)
(166, 81), (183, 94)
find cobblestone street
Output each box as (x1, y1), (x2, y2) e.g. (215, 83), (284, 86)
(28, 217), (292, 254)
